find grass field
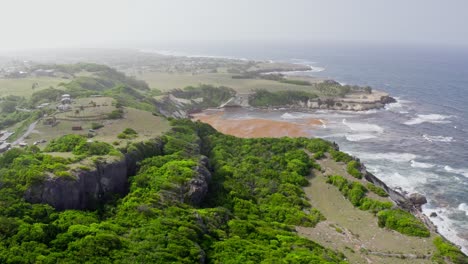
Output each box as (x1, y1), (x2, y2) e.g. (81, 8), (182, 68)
(54, 97), (115, 121)
(26, 107), (170, 147)
(137, 71), (323, 93)
(0, 77), (65, 98)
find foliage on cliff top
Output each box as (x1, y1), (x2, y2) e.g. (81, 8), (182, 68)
(326, 174), (429, 237)
(0, 120), (348, 263)
(248, 89), (318, 107)
(44, 134), (120, 157)
(433, 236), (468, 264)
(377, 209), (430, 237)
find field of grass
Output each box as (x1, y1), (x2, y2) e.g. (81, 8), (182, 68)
(54, 97), (115, 120)
(0, 77), (65, 98)
(137, 71), (323, 93)
(26, 107), (170, 147)
(296, 158), (436, 263)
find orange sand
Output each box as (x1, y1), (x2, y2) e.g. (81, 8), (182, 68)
(192, 111), (324, 138)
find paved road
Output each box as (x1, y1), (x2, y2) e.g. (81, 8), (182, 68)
(12, 120), (39, 146)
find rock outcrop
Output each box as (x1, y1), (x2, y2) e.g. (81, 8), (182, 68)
(409, 193), (428, 210)
(25, 139), (165, 210)
(186, 156), (212, 205)
(24, 135), (214, 211)
(24, 159), (129, 210)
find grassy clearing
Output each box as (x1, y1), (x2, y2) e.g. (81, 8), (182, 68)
(0, 77), (65, 98)
(54, 97), (115, 120)
(26, 107), (170, 147)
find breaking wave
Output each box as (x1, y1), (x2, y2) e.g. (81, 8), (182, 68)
(404, 114), (452, 125)
(423, 134), (454, 142)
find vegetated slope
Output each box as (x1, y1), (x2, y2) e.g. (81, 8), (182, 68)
(156, 84), (237, 117)
(0, 63), (162, 140)
(0, 120), (347, 263)
(0, 119), (466, 263)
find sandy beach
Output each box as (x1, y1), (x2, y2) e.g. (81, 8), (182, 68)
(192, 110), (323, 138)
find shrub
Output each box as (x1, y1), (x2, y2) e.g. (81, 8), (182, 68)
(108, 109), (124, 119)
(377, 209), (430, 237)
(313, 151), (325, 160)
(45, 135), (86, 152)
(347, 160), (363, 179)
(73, 141), (113, 156)
(330, 149), (353, 163)
(347, 182), (367, 206)
(366, 183), (389, 197)
(117, 128), (138, 139)
(433, 236), (468, 263)
(91, 122), (104, 130)
(359, 198), (393, 213)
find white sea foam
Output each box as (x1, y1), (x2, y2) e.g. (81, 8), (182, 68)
(384, 101), (403, 111)
(423, 134), (454, 143)
(404, 114), (452, 125)
(342, 119), (384, 133)
(352, 152), (418, 163)
(377, 171), (427, 192)
(458, 203), (468, 216)
(344, 134), (377, 142)
(444, 166), (468, 178)
(422, 206), (468, 255)
(281, 112), (314, 120)
(410, 160), (436, 169)
(281, 65), (325, 75)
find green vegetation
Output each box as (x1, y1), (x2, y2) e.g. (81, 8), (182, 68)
(433, 236), (468, 264)
(0, 120), (349, 263)
(280, 79), (312, 86)
(44, 134), (118, 157)
(346, 160), (363, 179)
(44, 134), (87, 152)
(107, 108), (124, 119)
(30, 87), (63, 106)
(325, 175), (431, 237)
(366, 183), (389, 197)
(377, 209), (430, 237)
(248, 89), (318, 107)
(171, 84), (236, 107)
(91, 122), (104, 130)
(117, 128), (138, 139)
(330, 149), (354, 163)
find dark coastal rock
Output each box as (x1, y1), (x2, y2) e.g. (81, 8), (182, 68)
(409, 193), (428, 207)
(430, 212), (438, 217)
(380, 95), (397, 104)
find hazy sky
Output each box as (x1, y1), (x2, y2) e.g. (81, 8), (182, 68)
(1, 0), (468, 51)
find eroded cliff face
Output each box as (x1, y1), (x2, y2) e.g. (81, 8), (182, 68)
(24, 136), (215, 211)
(24, 159), (129, 210)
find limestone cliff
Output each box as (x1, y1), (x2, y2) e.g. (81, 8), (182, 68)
(24, 135), (214, 210)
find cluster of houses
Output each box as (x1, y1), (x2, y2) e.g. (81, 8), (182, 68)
(57, 94), (72, 111)
(0, 131), (13, 153)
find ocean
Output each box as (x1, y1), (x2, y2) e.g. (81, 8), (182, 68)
(153, 43), (468, 253)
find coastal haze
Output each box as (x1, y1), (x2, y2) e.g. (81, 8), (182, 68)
(1, 0), (468, 51)
(1, 0), (468, 262)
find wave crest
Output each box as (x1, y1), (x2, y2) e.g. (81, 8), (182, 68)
(404, 114), (452, 125)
